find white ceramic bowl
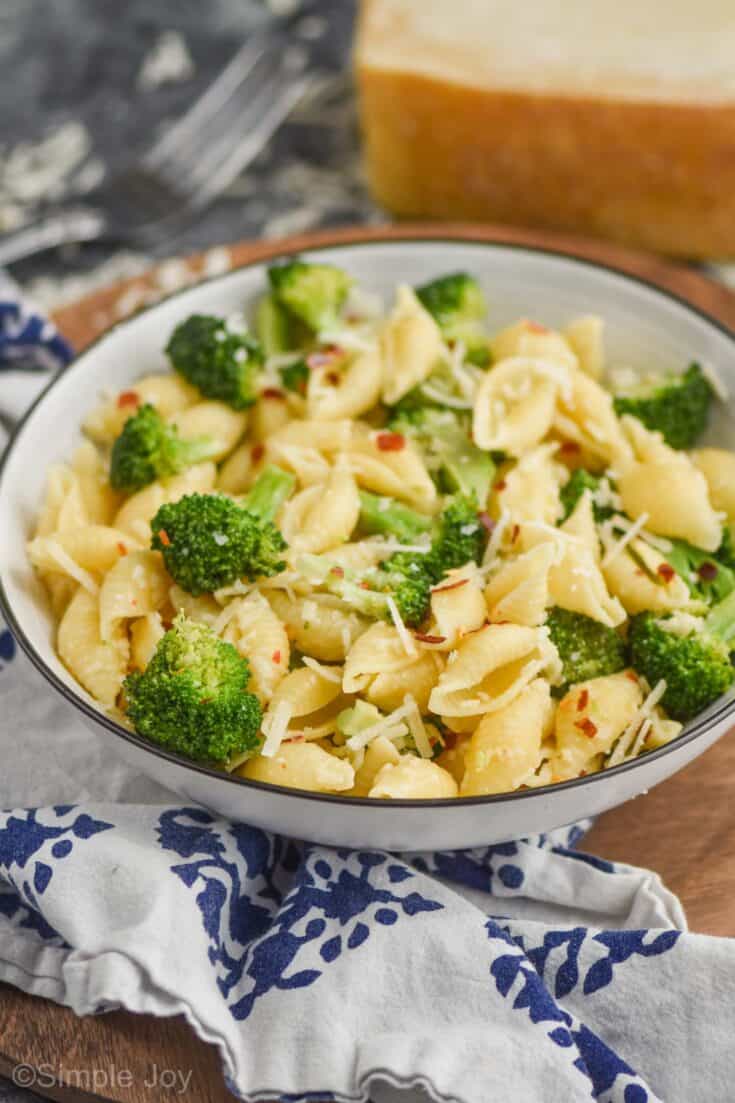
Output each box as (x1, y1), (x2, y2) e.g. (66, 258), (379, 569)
(2, 233), (735, 850)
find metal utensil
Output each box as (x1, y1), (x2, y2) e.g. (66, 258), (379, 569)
(0, 26), (313, 266)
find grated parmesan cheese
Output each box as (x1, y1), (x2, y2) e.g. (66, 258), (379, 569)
(419, 382), (473, 409)
(482, 510), (510, 567)
(404, 694), (433, 758)
(302, 656), (343, 684)
(386, 594), (418, 657)
(346, 701), (414, 752)
(606, 679), (668, 767)
(601, 512), (651, 567)
(260, 699), (293, 758)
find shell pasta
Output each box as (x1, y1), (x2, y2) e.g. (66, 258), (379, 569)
(30, 261), (735, 799)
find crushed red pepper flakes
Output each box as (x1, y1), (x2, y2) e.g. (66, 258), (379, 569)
(443, 731), (459, 750)
(272, 650), (282, 664)
(375, 431), (406, 452)
(576, 689), (590, 711)
(413, 632), (447, 644)
(251, 443), (265, 463)
(575, 717), (598, 739)
(117, 390), (140, 408)
(698, 561), (719, 581)
(117, 542), (128, 556)
(625, 670), (639, 683)
(359, 580), (371, 590)
(325, 371), (341, 385)
(560, 441), (582, 455)
(262, 387), (286, 400)
(431, 578), (470, 594)
(511, 524), (520, 544)
(330, 565), (345, 578)
(478, 511), (496, 533)
(657, 563), (676, 583)
(493, 479), (507, 492)
(157, 529), (171, 547)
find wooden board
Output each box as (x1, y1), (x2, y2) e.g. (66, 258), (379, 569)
(2, 223), (734, 1103)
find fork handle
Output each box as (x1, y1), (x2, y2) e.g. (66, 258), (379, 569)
(0, 206), (108, 267)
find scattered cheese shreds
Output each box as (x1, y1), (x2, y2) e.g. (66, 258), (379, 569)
(261, 699), (293, 758)
(607, 679), (668, 767)
(346, 701), (415, 753)
(404, 694), (433, 759)
(386, 594), (418, 657)
(302, 656), (343, 684)
(601, 512), (651, 567)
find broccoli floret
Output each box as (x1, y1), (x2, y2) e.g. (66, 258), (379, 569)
(299, 551), (433, 629)
(546, 607), (627, 694)
(109, 403), (216, 493)
(166, 314), (264, 410)
(629, 591), (735, 721)
(612, 362), (712, 450)
(559, 469), (615, 523)
(427, 494), (486, 578)
(151, 493), (287, 595)
(242, 464), (295, 523)
(268, 259), (352, 333)
(123, 614), (262, 765)
(663, 538), (735, 606)
(379, 552), (434, 625)
(389, 406), (495, 506)
(415, 272), (489, 363)
(358, 491), (433, 544)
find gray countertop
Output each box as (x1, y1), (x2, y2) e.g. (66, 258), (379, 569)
(0, 2), (374, 1099)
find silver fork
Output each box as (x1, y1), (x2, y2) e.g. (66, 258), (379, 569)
(0, 26), (313, 267)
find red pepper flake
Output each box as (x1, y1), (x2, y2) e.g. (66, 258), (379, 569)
(526, 321), (549, 334)
(251, 443), (265, 464)
(511, 524), (520, 544)
(413, 632), (447, 644)
(117, 542), (128, 556)
(117, 390), (140, 408)
(157, 529), (171, 547)
(330, 565), (345, 578)
(272, 650), (282, 664)
(575, 717), (598, 739)
(359, 580), (371, 590)
(576, 688), (590, 712)
(478, 511), (496, 533)
(493, 479), (507, 492)
(698, 561), (719, 582)
(262, 387), (286, 400)
(285, 733), (305, 743)
(657, 563), (676, 583)
(431, 578), (470, 594)
(560, 441), (581, 456)
(375, 431), (405, 452)
(325, 371), (341, 385)
(443, 731), (459, 750)
(625, 670), (639, 683)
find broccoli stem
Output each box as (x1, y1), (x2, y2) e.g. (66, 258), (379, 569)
(358, 491), (433, 543)
(255, 294), (292, 356)
(242, 465), (296, 523)
(705, 588), (735, 645)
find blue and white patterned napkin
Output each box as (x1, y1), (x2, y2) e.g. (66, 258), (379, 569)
(2, 277), (735, 1103)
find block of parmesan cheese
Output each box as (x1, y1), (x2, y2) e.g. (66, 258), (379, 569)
(355, 0), (735, 259)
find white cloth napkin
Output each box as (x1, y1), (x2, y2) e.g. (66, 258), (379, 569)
(2, 273), (735, 1103)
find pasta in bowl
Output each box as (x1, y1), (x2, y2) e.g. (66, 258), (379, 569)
(2, 233), (735, 848)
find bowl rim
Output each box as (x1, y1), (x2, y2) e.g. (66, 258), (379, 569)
(3, 226), (735, 810)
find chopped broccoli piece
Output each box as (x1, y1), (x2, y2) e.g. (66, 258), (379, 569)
(415, 272), (488, 361)
(426, 494), (486, 578)
(298, 551), (433, 629)
(612, 362), (713, 450)
(242, 464), (295, 523)
(123, 614), (262, 765)
(389, 406), (495, 506)
(166, 314), (264, 410)
(268, 259), (352, 332)
(151, 493), (287, 595)
(379, 552), (434, 625)
(546, 607), (627, 694)
(337, 700), (386, 740)
(559, 469), (615, 523)
(629, 591), (735, 721)
(279, 358), (310, 395)
(109, 403), (216, 493)
(663, 539), (735, 606)
(254, 293), (293, 356)
(358, 491), (433, 544)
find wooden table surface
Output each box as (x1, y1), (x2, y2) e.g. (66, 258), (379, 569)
(2, 223), (734, 1103)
